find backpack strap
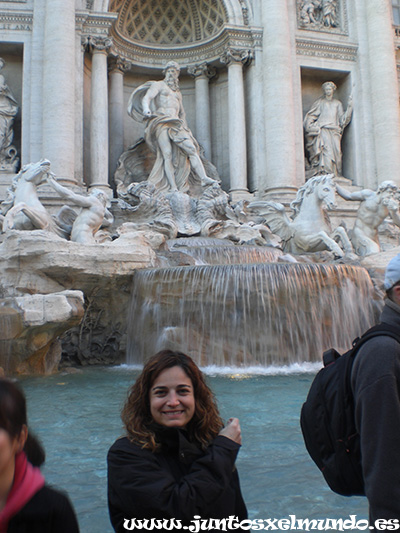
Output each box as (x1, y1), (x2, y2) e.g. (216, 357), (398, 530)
(353, 323), (400, 351)
(344, 323), (400, 402)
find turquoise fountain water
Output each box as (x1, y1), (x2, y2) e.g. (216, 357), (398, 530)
(18, 245), (376, 531)
(19, 367), (368, 533)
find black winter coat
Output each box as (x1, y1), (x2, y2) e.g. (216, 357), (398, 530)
(107, 428), (247, 532)
(352, 299), (400, 523)
(7, 485), (80, 533)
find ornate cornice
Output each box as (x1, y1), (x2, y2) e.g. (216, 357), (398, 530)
(80, 11), (118, 38)
(109, 24), (263, 69)
(0, 11), (32, 31)
(296, 38), (358, 61)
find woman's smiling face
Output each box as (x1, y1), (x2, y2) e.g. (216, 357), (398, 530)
(149, 366), (195, 428)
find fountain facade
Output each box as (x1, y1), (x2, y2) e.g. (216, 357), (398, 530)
(0, 1), (400, 373)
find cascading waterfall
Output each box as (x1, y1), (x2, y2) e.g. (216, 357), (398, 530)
(169, 245), (283, 265)
(127, 261), (376, 367)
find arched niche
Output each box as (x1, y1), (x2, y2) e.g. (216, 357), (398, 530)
(98, 0), (258, 70)
(104, 0), (248, 25)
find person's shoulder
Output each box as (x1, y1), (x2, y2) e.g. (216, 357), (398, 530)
(108, 437), (159, 472)
(108, 436), (147, 456)
(354, 334), (400, 376)
(31, 485), (75, 509)
(15, 484), (79, 527)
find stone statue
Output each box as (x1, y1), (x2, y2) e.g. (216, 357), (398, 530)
(0, 58), (19, 171)
(249, 174), (353, 257)
(118, 181), (178, 240)
(196, 183), (278, 246)
(336, 181), (400, 256)
(47, 176), (113, 244)
(1, 159), (56, 233)
(299, 0), (338, 28)
(304, 81), (353, 176)
(127, 61), (218, 195)
(300, 0), (321, 24)
(322, 0), (338, 27)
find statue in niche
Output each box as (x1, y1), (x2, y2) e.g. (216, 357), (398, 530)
(0, 58), (19, 171)
(304, 81), (353, 177)
(126, 61), (219, 196)
(46, 176), (113, 244)
(116, 61), (280, 245)
(336, 180), (400, 256)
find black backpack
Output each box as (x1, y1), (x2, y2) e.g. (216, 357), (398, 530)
(300, 322), (400, 496)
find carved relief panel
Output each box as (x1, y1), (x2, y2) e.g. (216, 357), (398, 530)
(296, 0), (348, 35)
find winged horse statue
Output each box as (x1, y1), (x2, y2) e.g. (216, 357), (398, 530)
(248, 174), (353, 257)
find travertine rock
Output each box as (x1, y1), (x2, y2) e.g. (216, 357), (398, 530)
(0, 229), (157, 371)
(0, 290), (84, 374)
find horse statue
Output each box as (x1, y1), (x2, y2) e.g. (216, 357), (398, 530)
(1, 159), (62, 234)
(248, 174), (353, 257)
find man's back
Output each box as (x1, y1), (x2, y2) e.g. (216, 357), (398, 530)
(351, 298), (400, 522)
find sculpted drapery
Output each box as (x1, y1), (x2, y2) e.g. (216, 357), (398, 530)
(304, 81), (353, 176)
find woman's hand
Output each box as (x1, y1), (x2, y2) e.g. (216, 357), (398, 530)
(218, 418), (242, 445)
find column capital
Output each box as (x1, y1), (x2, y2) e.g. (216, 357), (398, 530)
(187, 62), (217, 81)
(82, 35), (112, 54)
(220, 48), (253, 67)
(108, 55), (132, 75)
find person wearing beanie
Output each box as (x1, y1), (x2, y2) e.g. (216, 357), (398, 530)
(351, 253), (400, 523)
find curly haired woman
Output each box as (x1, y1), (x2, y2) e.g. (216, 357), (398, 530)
(107, 350), (247, 532)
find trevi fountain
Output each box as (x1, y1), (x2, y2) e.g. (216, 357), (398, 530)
(0, 56), (398, 374)
(1, 1), (400, 530)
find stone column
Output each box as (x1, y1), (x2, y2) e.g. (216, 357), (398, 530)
(74, 18), (87, 187)
(25, 0), (45, 164)
(42, 0), (76, 183)
(108, 56), (131, 189)
(221, 49), (252, 202)
(86, 36), (112, 194)
(188, 63), (216, 161)
(363, 0), (400, 184)
(260, 0), (297, 199)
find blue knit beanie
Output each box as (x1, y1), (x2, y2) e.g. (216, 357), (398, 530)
(384, 254), (400, 290)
